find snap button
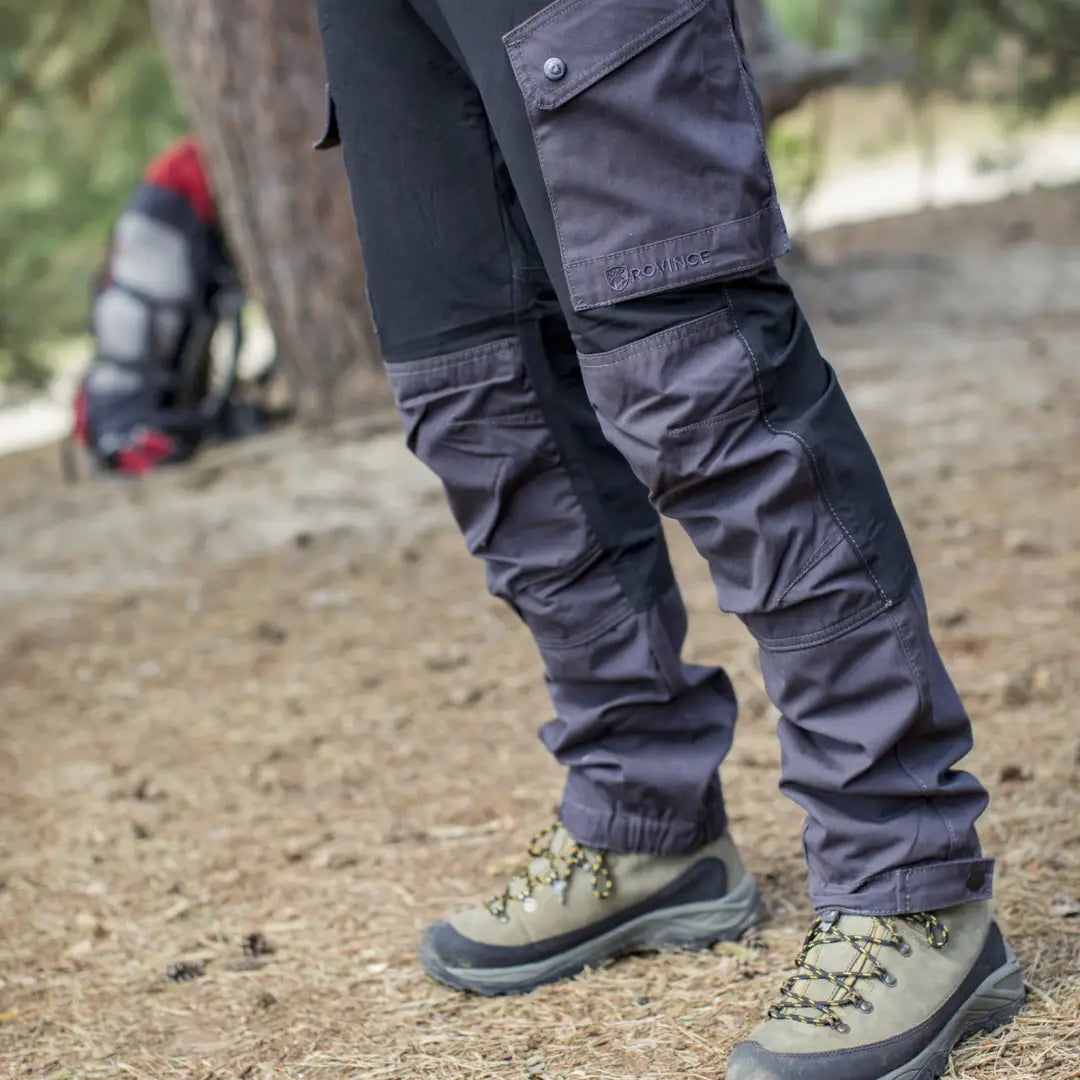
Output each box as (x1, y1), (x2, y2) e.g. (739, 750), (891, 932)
(543, 57), (567, 81)
(965, 868), (987, 892)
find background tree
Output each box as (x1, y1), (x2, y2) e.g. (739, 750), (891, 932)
(148, 0), (379, 419)
(736, 0), (868, 124)
(859, 0), (1080, 117)
(0, 0), (185, 386)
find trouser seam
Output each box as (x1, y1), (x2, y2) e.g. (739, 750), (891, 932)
(385, 336), (519, 373)
(517, 317), (672, 615)
(482, 79), (521, 328)
(752, 598), (886, 652)
(519, 537), (606, 593)
(811, 855), (994, 915)
(727, 1), (776, 193)
(578, 308), (732, 367)
(722, 284), (890, 603)
(775, 532), (846, 606)
(530, 591), (638, 650)
(887, 603), (959, 863)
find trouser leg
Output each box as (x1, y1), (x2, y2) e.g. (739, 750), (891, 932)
(318, 0), (736, 854)
(423, 0), (994, 913)
(576, 272), (993, 914)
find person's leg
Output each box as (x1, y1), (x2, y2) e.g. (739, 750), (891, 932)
(431, 0), (989, 923)
(424, 0), (1022, 1067)
(317, 0), (761, 995)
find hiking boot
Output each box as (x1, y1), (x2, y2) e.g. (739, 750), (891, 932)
(419, 820), (763, 995)
(727, 900), (1024, 1080)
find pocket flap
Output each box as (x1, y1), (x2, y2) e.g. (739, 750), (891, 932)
(504, 0), (710, 111)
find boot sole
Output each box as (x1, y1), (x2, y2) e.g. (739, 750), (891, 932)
(419, 871), (764, 996)
(876, 946), (1025, 1080)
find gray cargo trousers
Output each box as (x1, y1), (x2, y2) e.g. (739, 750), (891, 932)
(317, 0), (995, 915)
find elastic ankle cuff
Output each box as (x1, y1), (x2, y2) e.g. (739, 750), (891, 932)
(811, 856), (995, 916)
(559, 794), (727, 856)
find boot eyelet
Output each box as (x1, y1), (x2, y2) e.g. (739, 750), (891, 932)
(834, 1022), (851, 1034)
(897, 940), (912, 957)
(856, 1000), (874, 1013)
(881, 972), (898, 987)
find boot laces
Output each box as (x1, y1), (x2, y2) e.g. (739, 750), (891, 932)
(767, 912), (950, 1031)
(485, 820), (614, 920)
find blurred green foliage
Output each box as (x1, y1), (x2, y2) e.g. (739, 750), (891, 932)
(770, 0), (1080, 115)
(859, 1), (1080, 116)
(766, 0), (1080, 212)
(0, 0), (184, 386)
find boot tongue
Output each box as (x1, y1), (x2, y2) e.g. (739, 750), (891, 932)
(525, 824), (590, 888)
(532, 823), (574, 864)
(786, 913), (887, 1020)
(499, 824), (588, 905)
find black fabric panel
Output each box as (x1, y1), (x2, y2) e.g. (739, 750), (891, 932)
(318, 0), (555, 362)
(519, 316), (675, 613)
(313, 84), (341, 149)
(724, 269), (917, 603)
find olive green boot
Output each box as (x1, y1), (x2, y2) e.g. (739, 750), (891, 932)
(419, 820), (763, 995)
(727, 900), (1024, 1080)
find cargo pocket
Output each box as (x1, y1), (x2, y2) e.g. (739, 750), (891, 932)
(504, 0), (788, 312)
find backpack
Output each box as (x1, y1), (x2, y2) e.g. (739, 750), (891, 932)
(74, 137), (237, 474)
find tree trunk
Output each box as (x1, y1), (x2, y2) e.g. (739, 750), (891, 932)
(735, 0), (863, 124)
(149, 0), (379, 420)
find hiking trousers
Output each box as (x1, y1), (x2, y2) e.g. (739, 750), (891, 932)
(317, 0), (995, 915)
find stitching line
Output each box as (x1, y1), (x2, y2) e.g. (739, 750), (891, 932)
(531, 593), (639, 649)
(665, 400), (759, 436)
(727, 4), (777, 193)
(887, 603), (959, 861)
(569, 223), (784, 311)
(448, 410), (547, 430)
(814, 856), (993, 895)
(753, 599), (886, 653)
(579, 309), (734, 368)
(565, 204), (778, 268)
(524, 537), (609, 590)
(385, 337), (519, 376)
(724, 283), (889, 601)
(775, 532), (845, 607)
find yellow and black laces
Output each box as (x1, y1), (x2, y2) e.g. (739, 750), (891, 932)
(486, 820), (614, 920)
(767, 912), (949, 1032)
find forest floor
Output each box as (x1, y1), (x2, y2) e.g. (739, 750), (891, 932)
(2, 186), (1079, 1079)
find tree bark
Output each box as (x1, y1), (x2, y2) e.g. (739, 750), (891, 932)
(735, 0), (864, 124)
(149, 0), (379, 420)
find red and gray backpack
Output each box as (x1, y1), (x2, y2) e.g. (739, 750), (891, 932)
(73, 136), (239, 474)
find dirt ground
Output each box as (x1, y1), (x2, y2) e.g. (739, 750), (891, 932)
(2, 187), (1079, 1080)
